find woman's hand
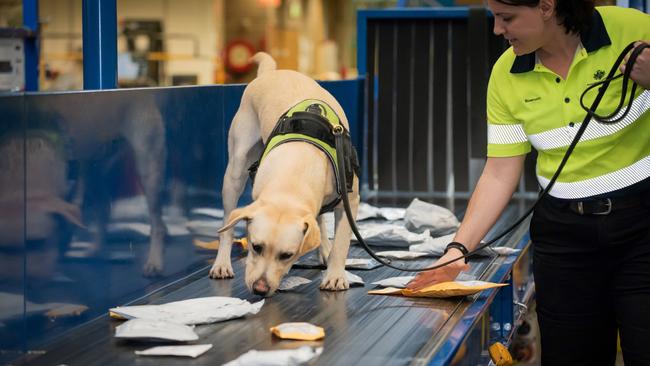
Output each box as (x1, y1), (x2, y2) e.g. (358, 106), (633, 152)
(406, 248), (470, 291)
(405, 156), (523, 292)
(620, 41), (650, 89)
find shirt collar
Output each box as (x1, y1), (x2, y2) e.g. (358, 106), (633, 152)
(510, 8), (611, 74)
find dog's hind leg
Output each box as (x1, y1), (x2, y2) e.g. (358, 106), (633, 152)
(123, 110), (168, 277)
(210, 103), (262, 279)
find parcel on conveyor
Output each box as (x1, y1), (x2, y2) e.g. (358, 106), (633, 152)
(369, 280), (507, 298)
(109, 296), (264, 325)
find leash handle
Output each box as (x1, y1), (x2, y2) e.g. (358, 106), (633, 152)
(579, 42), (648, 124)
(334, 41), (644, 272)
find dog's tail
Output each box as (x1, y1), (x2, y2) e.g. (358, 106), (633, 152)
(250, 52), (277, 77)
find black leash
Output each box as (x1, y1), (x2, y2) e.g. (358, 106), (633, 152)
(333, 41), (648, 272)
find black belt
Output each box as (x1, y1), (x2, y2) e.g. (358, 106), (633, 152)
(548, 190), (650, 216)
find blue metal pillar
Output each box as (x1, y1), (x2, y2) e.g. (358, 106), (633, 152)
(22, 0), (39, 91)
(82, 0), (117, 89)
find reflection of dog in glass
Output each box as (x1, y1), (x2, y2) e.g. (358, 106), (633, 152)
(32, 95), (168, 277)
(0, 132), (83, 280)
(210, 53), (359, 296)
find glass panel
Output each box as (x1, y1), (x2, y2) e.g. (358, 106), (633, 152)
(19, 85), (246, 352)
(0, 93), (27, 364)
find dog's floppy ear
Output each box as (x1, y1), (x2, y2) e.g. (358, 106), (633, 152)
(218, 204), (258, 233)
(298, 216), (321, 256)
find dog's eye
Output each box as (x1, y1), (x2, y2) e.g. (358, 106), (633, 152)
(278, 252), (294, 261)
(252, 244), (263, 255)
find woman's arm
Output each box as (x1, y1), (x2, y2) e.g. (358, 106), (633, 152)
(406, 155), (526, 290)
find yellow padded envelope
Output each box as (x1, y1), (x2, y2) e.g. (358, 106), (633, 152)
(270, 322), (325, 341)
(368, 281), (507, 298)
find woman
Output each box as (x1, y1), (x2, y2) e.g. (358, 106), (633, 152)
(407, 0), (650, 364)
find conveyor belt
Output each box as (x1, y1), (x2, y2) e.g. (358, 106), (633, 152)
(18, 203), (532, 366)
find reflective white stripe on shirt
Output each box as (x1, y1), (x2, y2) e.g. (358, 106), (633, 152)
(487, 123), (528, 144)
(529, 89), (650, 151)
(538, 155), (650, 199)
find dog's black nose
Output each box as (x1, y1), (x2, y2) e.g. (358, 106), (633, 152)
(253, 288), (269, 296)
(253, 278), (270, 296)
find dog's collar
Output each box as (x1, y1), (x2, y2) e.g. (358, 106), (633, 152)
(249, 99), (358, 215)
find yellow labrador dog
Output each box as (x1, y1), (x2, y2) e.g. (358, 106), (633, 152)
(209, 52), (359, 296)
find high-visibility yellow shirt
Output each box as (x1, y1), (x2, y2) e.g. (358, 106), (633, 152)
(486, 6), (650, 199)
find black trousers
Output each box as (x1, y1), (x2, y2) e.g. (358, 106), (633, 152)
(530, 192), (650, 366)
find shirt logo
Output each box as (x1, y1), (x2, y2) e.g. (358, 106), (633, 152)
(524, 96), (541, 103)
(593, 69), (605, 80)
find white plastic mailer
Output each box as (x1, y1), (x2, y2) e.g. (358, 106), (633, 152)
(114, 318), (198, 342)
(404, 198), (459, 236)
(371, 276), (415, 289)
(222, 346), (323, 366)
(278, 276), (312, 291)
(110, 297), (264, 325)
(135, 344), (213, 358)
(352, 222), (431, 247)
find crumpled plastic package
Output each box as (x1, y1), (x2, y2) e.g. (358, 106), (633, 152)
(409, 233), (520, 257)
(135, 344), (213, 358)
(356, 202), (406, 221)
(408, 233), (457, 255)
(222, 346), (323, 366)
(375, 207), (406, 221)
(345, 258), (382, 270)
(109, 297), (264, 325)
(375, 250), (432, 260)
(352, 222), (432, 247)
(371, 276), (415, 289)
(403, 198), (460, 236)
(278, 276), (312, 291)
(356, 202), (379, 221)
(345, 271), (365, 286)
(114, 318), (198, 342)
(321, 203), (406, 239)
(368, 280), (508, 298)
(270, 322), (325, 341)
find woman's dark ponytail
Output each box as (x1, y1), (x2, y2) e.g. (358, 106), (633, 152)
(555, 0), (594, 34)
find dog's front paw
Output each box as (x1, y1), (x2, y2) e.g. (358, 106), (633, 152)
(209, 262), (234, 279)
(320, 271), (349, 291)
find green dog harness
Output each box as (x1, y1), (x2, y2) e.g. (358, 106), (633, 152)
(248, 99), (359, 214)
